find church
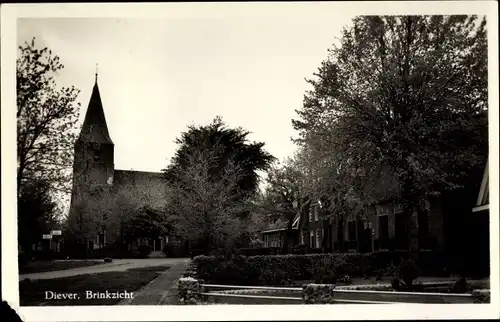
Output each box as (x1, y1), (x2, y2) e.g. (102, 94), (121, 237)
(66, 75), (170, 256)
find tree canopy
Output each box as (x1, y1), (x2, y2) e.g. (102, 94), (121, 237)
(293, 15), (488, 209)
(18, 178), (60, 254)
(292, 15), (488, 253)
(166, 141), (253, 252)
(17, 38), (80, 254)
(17, 38), (81, 195)
(164, 116), (275, 198)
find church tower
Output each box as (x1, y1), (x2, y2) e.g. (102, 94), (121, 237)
(71, 73), (115, 193)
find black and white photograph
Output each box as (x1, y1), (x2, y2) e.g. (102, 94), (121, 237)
(1, 1), (498, 321)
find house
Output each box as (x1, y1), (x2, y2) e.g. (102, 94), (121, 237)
(297, 201), (331, 250)
(260, 215), (300, 248)
(297, 161), (488, 257)
(66, 75), (171, 257)
(465, 158), (490, 275)
(472, 158), (489, 214)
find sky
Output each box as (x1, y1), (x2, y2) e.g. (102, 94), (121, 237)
(17, 13), (355, 173)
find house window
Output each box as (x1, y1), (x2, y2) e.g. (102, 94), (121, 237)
(98, 232), (105, 246)
(314, 206), (319, 221)
(310, 229), (314, 248)
(316, 229), (320, 247)
(376, 205), (389, 216)
(309, 209), (313, 223)
(348, 221), (357, 241)
(394, 202), (404, 214)
(301, 231), (305, 244)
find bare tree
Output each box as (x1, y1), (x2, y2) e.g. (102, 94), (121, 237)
(166, 142), (251, 253)
(17, 38), (80, 196)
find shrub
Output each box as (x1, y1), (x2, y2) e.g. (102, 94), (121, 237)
(314, 265), (337, 284)
(391, 277), (403, 291)
(450, 277), (469, 293)
(397, 258), (420, 288)
(259, 268), (291, 286)
(138, 245), (152, 258)
(236, 247), (279, 256)
(249, 239), (265, 248)
(291, 243), (307, 255)
(338, 275), (352, 285)
(18, 250), (28, 267)
(374, 261), (399, 280)
(163, 241), (186, 258)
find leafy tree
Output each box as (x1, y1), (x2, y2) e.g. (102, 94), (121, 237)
(17, 178), (59, 255)
(125, 206), (171, 242)
(17, 38), (81, 195)
(259, 159), (304, 252)
(164, 116), (275, 202)
(295, 146), (370, 252)
(293, 15), (488, 253)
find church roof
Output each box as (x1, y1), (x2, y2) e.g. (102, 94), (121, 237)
(78, 76), (114, 145)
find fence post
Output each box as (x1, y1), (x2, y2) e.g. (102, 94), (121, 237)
(302, 284), (336, 304)
(471, 289), (490, 303)
(177, 277), (206, 304)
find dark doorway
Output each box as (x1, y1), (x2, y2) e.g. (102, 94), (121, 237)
(395, 212), (408, 249)
(357, 221), (372, 253)
(154, 238), (163, 251)
(378, 215), (389, 249)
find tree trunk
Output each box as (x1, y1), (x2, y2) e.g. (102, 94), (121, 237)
(282, 215), (294, 254)
(339, 218), (345, 253)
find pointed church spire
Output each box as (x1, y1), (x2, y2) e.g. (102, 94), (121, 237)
(78, 72), (114, 145)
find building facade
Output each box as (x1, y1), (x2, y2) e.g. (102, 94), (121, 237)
(260, 215), (300, 248)
(66, 76), (170, 253)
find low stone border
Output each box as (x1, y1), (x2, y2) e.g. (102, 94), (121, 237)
(177, 279), (336, 304)
(471, 289), (490, 303)
(177, 277), (207, 305)
(302, 284), (336, 304)
(177, 277), (490, 305)
(180, 261), (198, 278)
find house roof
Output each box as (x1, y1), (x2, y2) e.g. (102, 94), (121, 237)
(78, 77), (114, 145)
(473, 158), (489, 212)
(260, 213), (300, 234)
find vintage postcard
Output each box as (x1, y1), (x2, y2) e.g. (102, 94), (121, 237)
(1, 1), (499, 321)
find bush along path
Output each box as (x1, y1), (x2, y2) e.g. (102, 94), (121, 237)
(118, 259), (190, 305)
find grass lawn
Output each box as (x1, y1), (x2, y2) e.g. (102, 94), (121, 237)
(19, 260), (104, 274)
(19, 265), (171, 306)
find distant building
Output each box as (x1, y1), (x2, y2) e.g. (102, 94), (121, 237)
(260, 160), (489, 274)
(260, 215), (300, 248)
(66, 75), (171, 255)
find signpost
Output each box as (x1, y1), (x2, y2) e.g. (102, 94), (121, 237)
(42, 234), (52, 240)
(51, 230), (62, 236)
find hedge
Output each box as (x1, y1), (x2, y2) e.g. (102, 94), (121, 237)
(193, 250), (475, 286)
(194, 253), (373, 286)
